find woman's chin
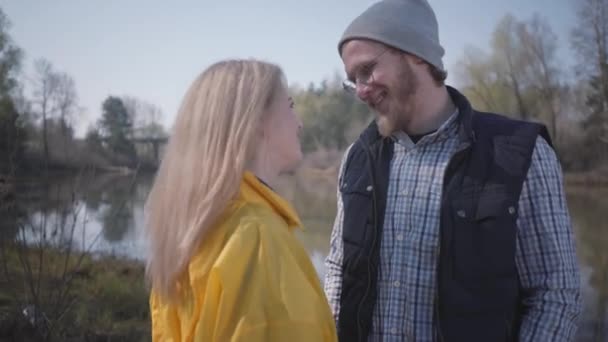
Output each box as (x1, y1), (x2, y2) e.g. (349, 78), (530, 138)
(278, 153), (303, 175)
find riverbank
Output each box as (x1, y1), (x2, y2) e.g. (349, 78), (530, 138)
(564, 167), (608, 187)
(0, 244), (149, 341)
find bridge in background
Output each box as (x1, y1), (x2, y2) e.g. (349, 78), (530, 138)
(130, 137), (168, 166)
(100, 136), (169, 167)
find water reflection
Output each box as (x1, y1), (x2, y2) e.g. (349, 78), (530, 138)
(6, 173), (607, 341)
(10, 172), (151, 260)
(567, 188), (608, 341)
(98, 178), (135, 242)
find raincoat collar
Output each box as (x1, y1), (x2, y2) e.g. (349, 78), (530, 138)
(240, 171), (303, 231)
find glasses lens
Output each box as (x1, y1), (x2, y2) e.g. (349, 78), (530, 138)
(342, 80), (356, 94)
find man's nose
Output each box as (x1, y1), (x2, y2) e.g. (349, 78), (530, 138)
(356, 83), (373, 103)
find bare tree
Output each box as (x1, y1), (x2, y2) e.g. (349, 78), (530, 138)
(52, 72), (78, 140)
(491, 14), (534, 120)
(31, 60), (81, 166)
(571, 0), (608, 81)
(571, 0), (608, 148)
(518, 14), (562, 141)
(456, 45), (531, 118)
(32, 59), (59, 166)
(457, 47), (500, 111)
(457, 13), (565, 145)
(122, 96), (166, 139)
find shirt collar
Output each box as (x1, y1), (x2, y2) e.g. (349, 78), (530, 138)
(392, 108), (460, 148)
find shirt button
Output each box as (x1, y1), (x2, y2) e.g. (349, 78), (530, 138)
(457, 210), (466, 218)
(393, 280), (401, 288)
(400, 189), (408, 196)
(396, 234), (404, 241)
(391, 327), (398, 334)
(366, 185), (373, 192)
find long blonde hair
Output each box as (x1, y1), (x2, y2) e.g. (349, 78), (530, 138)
(144, 59), (284, 299)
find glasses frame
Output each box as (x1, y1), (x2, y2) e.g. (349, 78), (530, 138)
(342, 48), (390, 94)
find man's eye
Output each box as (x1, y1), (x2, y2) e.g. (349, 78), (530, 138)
(359, 64), (373, 77)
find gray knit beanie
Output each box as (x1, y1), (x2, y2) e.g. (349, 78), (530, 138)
(338, 0), (445, 72)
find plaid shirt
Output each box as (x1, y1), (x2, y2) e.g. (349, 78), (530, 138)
(324, 111), (582, 341)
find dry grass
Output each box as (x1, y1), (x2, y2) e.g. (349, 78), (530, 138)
(0, 244), (149, 341)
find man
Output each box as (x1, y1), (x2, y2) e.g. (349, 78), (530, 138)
(323, 0), (582, 341)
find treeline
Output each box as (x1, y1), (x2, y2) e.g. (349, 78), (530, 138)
(291, 74), (372, 153)
(0, 8), (167, 176)
(456, 1), (607, 171)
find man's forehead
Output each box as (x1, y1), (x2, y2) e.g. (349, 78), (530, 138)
(342, 40), (387, 73)
(342, 39), (385, 58)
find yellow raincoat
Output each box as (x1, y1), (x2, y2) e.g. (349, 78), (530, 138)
(149, 171), (338, 342)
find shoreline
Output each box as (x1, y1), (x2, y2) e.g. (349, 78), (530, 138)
(3, 159), (608, 191)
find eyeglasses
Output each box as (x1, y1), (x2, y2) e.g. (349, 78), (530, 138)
(342, 48), (389, 94)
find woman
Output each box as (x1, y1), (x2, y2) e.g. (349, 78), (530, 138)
(144, 59), (337, 342)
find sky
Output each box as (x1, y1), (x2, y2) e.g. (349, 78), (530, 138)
(1, 0), (579, 136)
